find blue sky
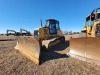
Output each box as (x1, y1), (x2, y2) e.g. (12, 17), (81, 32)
(0, 0), (100, 33)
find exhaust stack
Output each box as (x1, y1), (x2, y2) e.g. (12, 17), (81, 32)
(40, 19), (42, 27)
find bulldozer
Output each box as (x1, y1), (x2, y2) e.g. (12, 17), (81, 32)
(15, 19), (65, 65)
(81, 8), (100, 37)
(70, 8), (100, 65)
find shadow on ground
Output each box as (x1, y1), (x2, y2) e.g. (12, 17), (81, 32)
(0, 39), (16, 41)
(49, 40), (69, 51)
(40, 40), (69, 64)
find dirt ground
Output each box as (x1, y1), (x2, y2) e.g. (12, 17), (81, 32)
(0, 35), (100, 75)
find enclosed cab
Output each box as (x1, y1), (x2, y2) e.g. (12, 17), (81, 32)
(81, 8), (100, 37)
(34, 19), (63, 39)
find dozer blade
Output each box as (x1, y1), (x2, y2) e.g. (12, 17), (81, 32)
(70, 37), (100, 65)
(15, 36), (40, 65)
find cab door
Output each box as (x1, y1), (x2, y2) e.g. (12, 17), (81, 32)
(49, 23), (57, 34)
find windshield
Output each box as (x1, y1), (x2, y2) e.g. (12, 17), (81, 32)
(85, 20), (94, 26)
(46, 20), (60, 30)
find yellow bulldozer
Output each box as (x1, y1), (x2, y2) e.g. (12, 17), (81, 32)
(81, 8), (100, 37)
(70, 8), (100, 65)
(15, 19), (65, 65)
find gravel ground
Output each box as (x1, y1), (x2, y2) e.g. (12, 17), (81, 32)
(0, 35), (100, 75)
